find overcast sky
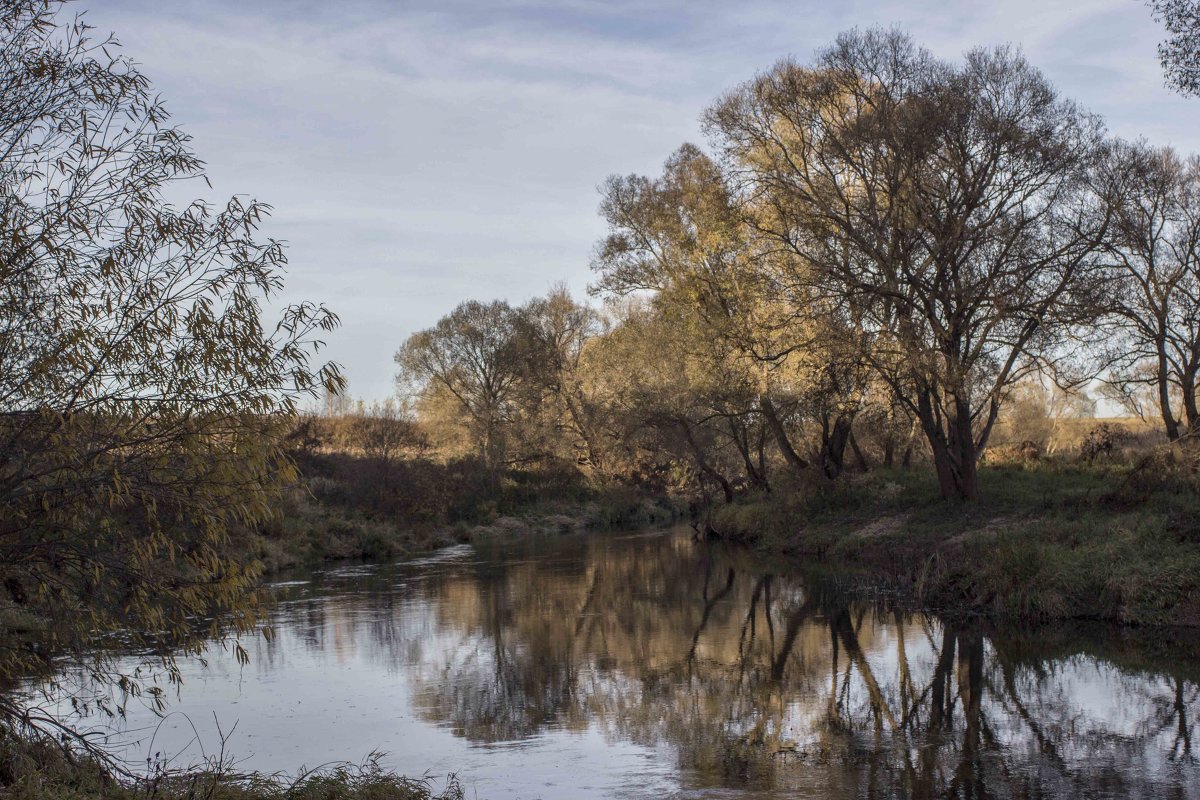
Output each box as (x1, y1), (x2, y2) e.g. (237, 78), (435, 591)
(86, 0), (1199, 401)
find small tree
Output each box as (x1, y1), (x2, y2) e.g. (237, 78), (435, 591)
(395, 300), (522, 465)
(583, 303), (752, 503)
(344, 399), (428, 494)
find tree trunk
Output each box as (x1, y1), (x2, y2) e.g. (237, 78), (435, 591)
(900, 417), (919, 468)
(848, 430), (869, 472)
(760, 396), (809, 474)
(950, 397), (980, 500)
(818, 414), (852, 479)
(1158, 345), (1182, 441)
(728, 417), (769, 491)
(680, 420), (735, 504)
(882, 403), (898, 467)
(564, 390), (604, 471)
(1181, 366), (1200, 439)
(756, 426), (770, 491)
(916, 390), (979, 501)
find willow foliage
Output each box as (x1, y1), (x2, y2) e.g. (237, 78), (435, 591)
(0, 0), (342, 725)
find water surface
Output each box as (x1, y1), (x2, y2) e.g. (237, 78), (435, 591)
(38, 527), (1200, 798)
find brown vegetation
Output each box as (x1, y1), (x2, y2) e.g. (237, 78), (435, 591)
(256, 407), (679, 571)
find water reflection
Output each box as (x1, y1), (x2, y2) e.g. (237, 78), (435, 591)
(48, 529), (1200, 798)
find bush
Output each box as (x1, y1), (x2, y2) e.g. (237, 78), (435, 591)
(1080, 422), (1135, 462)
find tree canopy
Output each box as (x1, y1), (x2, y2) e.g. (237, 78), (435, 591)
(396, 30), (1200, 503)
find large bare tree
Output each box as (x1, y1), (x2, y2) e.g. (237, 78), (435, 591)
(706, 30), (1112, 499)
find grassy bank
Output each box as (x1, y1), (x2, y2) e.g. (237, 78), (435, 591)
(711, 456), (1200, 626)
(0, 731), (464, 800)
(244, 451), (683, 573)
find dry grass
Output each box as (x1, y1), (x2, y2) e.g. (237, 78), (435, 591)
(0, 731), (465, 800)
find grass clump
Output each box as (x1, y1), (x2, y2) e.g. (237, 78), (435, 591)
(0, 730), (464, 800)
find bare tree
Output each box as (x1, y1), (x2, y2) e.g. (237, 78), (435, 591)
(706, 30), (1111, 499)
(1102, 142), (1200, 441)
(339, 399), (428, 495)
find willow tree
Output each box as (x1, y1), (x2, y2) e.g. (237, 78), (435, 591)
(593, 144), (870, 480)
(582, 301), (759, 503)
(0, 1), (342, 732)
(707, 30), (1111, 500)
(1149, 0), (1200, 96)
(513, 287), (607, 470)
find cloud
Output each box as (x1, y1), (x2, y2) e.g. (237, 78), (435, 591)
(85, 0), (1200, 399)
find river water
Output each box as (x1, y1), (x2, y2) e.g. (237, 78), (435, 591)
(33, 527), (1200, 798)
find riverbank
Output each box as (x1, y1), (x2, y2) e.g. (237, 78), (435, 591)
(711, 459), (1200, 626)
(255, 450), (1200, 627)
(245, 451), (685, 573)
(0, 732), (464, 800)
(248, 488), (681, 574)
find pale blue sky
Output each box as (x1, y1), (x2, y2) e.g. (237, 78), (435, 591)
(86, 0), (1199, 400)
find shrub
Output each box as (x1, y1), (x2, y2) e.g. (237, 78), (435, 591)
(1080, 422), (1134, 462)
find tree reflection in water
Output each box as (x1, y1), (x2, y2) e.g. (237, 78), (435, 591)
(385, 530), (1200, 798)
(48, 531), (1198, 797)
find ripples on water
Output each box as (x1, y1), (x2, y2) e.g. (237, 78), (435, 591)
(30, 528), (1200, 799)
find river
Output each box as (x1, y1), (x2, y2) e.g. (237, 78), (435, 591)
(29, 526), (1200, 798)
